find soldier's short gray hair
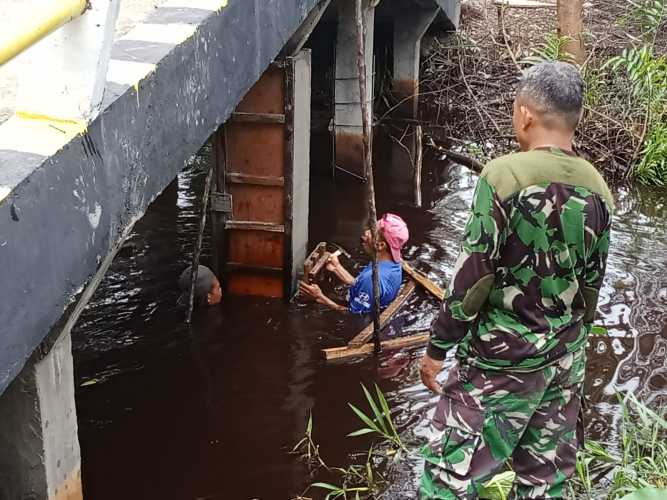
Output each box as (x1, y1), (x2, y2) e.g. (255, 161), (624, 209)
(516, 61), (584, 129)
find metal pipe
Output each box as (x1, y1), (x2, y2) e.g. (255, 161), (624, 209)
(0, 0), (88, 67)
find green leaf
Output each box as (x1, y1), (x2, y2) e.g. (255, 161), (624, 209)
(361, 384), (389, 435)
(619, 487), (667, 500)
(348, 403), (382, 435)
(347, 428), (377, 437)
(311, 482), (341, 491)
(591, 326), (609, 336)
(478, 471), (516, 500)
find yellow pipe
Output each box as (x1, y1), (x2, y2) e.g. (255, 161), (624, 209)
(0, 0), (88, 66)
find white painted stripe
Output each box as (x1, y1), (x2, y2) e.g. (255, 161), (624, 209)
(0, 186), (10, 203)
(106, 60), (156, 86)
(0, 116), (82, 158)
(163, 0), (228, 11)
(121, 23), (198, 45)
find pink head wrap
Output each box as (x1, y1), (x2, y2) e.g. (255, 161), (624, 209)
(378, 213), (409, 262)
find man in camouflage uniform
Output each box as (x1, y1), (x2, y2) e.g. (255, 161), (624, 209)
(419, 61), (614, 499)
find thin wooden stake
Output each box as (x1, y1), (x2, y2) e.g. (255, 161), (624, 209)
(354, 0), (381, 354)
(186, 163), (214, 323)
(414, 125), (423, 208)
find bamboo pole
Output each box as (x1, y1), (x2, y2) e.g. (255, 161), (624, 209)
(354, 0), (382, 354)
(186, 164), (214, 323)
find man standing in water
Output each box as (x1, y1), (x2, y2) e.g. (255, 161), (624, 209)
(178, 265), (222, 307)
(419, 61), (614, 499)
(299, 213), (408, 314)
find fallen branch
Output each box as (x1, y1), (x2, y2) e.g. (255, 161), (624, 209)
(426, 136), (486, 173)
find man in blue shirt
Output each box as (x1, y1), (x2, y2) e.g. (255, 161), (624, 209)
(299, 213), (409, 314)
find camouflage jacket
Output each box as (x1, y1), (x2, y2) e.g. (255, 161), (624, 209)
(428, 148), (614, 371)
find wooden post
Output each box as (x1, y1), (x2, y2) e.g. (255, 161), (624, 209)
(557, 0), (585, 64)
(354, 0), (382, 354)
(414, 125), (423, 208)
(210, 129), (228, 279)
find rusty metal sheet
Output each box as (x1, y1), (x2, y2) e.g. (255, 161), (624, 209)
(228, 185), (284, 224)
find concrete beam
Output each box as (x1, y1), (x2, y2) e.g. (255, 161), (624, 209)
(286, 50), (312, 295)
(0, 330), (81, 500)
(279, 0), (332, 58)
(334, 0), (376, 178)
(392, 5), (439, 118)
(15, 0), (121, 123)
(0, 0), (322, 397)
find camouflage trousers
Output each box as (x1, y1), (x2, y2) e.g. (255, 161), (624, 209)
(420, 348), (586, 499)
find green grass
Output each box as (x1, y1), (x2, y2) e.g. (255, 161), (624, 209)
(569, 392), (667, 499)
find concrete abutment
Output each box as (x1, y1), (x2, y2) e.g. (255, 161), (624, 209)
(0, 330), (81, 500)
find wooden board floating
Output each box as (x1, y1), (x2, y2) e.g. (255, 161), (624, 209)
(401, 262), (446, 302)
(323, 333), (430, 360)
(348, 281), (417, 347)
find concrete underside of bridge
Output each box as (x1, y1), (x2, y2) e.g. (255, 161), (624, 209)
(0, 0), (458, 497)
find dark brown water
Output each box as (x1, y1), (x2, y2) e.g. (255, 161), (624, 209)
(72, 133), (667, 499)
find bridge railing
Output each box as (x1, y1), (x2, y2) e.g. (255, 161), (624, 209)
(0, 0), (87, 67)
(0, 0), (120, 124)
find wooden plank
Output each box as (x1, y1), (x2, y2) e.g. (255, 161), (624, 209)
(228, 274), (284, 298)
(230, 112), (286, 124)
(227, 230), (284, 268)
(229, 185), (284, 224)
(225, 262), (283, 274)
(225, 221), (285, 233)
(493, 0), (556, 8)
(402, 262), (446, 302)
(235, 65), (285, 114)
(348, 281), (417, 347)
(323, 333), (430, 360)
(210, 128), (229, 278)
(226, 123), (285, 177)
(226, 173), (285, 186)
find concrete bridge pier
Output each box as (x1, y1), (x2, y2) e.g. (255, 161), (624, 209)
(392, 5), (439, 119)
(334, 0), (376, 179)
(0, 330), (81, 500)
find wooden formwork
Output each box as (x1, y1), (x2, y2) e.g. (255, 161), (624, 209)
(211, 52), (311, 299)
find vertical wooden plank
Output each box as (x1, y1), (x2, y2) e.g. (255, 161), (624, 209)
(210, 127), (228, 279)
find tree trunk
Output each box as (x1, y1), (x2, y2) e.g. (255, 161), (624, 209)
(557, 0), (585, 64)
(354, 0), (382, 354)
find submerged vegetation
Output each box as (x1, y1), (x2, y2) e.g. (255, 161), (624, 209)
(416, 0), (667, 185)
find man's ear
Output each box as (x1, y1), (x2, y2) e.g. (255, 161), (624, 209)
(520, 105), (533, 131)
(206, 292), (213, 305)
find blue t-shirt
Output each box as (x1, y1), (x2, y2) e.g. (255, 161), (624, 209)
(348, 261), (403, 315)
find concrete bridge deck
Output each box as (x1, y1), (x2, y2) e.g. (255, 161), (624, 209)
(0, 0), (458, 497)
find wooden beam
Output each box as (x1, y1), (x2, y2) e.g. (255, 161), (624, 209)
(226, 173), (285, 186)
(225, 262), (283, 274)
(493, 0), (556, 7)
(230, 112), (286, 124)
(401, 262), (446, 302)
(323, 332), (430, 360)
(348, 281), (416, 346)
(225, 221), (285, 233)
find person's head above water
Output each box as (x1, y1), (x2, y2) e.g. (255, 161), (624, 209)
(512, 61), (584, 152)
(178, 265), (222, 307)
(361, 213), (409, 262)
